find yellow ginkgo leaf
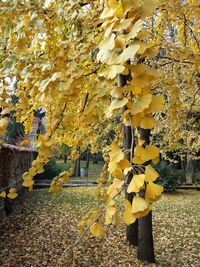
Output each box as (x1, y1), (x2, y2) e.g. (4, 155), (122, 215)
(100, 7), (115, 19)
(146, 95), (165, 113)
(109, 142), (124, 164)
(23, 172), (31, 180)
(0, 117), (9, 134)
(107, 184), (117, 198)
(113, 2), (124, 18)
(141, 0), (156, 19)
(134, 205), (152, 218)
(132, 112), (143, 127)
(145, 165), (159, 182)
(124, 199), (132, 210)
(127, 174), (145, 193)
(123, 208), (136, 225)
(99, 33), (116, 51)
(132, 156), (146, 165)
(132, 87), (142, 95)
(97, 49), (117, 65)
(123, 200), (136, 225)
(123, 20), (143, 41)
(115, 35), (126, 49)
(106, 97), (128, 118)
(113, 18), (132, 32)
(108, 0), (119, 9)
(111, 87), (123, 98)
(145, 182), (164, 202)
(134, 143), (145, 157)
(90, 223), (105, 237)
(105, 200), (116, 225)
(22, 179), (34, 187)
(113, 178), (124, 189)
(118, 158), (130, 169)
(99, 65), (125, 79)
(29, 185), (33, 192)
(29, 167), (37, 176)
(141, 145), (160, 162)
(113, 210), (121, 225)
(107, 178), (123, 197)
(0, 191), (6, 198)
(112, 167), (123, 179)
(132, 196), (149, 214)
(128, 94), (152, 114)
(116, 44), (140, 64)
(152, 156), (160, 164)
(0, 117), (9, 128)
(7, 188), (17, 199)
(124, 0), (140, 13)
(140, 114), (156, 129)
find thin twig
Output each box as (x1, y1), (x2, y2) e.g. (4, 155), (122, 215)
(0, 177), (22, 193)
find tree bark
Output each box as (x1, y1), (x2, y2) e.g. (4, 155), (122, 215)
(85, 149), (90, 177)
(73, 160), (78, 177)
(76, 156), (81, 177)
(137, 128), (155, 263)
(186, 153), (194, 184)
(64, 154), (67, 164)
(119, 73), (138, 246)
(124, 125), (138, 246)
(93, 153), (98, 164)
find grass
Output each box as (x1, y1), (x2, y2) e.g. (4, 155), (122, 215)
(56, 159), (103, 181)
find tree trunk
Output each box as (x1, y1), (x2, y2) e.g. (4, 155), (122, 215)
(64, 154), (67, 164)
(137, 128), (155, 263)
(85, 149), (90, 177)
(93, 153), (98, 164)
(119, 73), (138, 246)
(186, 153), (194, 184)
(76, 156), (81, 177)
(73, 160), (78, 177)
(124, 125), (138, 246)
(137, 210), (155, 262)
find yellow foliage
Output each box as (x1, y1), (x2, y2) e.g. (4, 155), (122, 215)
(131, 196), (149, 217)
(145, 165), (159, 182)
(7, 188), (17, 199)
(0, 191), (6, 198)
(145, 182), (164, 202)
(123, 200), (136, 225)
(140, 114), (157, 129)
(127, 174), (145, 193)
(90, 223), (105, 238)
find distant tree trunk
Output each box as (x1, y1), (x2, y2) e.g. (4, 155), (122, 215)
(186, 154), (195, 184)
(181, 156), (187, 171)
(85, 150), (90, 177)
(73, 160), (78, 177)
(76, 156), (81, 177)
(119, 73), (138, 246)
(93, 153), (98, 164)
(64, 154), (67, 164)
(137, 128), (155, 263)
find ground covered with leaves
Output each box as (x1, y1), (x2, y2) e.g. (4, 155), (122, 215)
(0, 188), (199, 267)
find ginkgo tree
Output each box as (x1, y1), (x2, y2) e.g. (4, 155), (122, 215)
(147, 0), (200, 173)
(0, 0), (198, 264)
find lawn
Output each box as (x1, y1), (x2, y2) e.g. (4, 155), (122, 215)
(56, 159), (104, 180)
(0, 188), (199, 267)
